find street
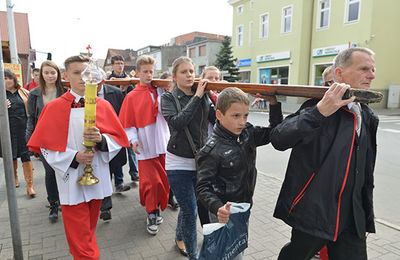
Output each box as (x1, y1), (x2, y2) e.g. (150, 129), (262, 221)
(250, 111), (400, 228)
(0, 110), (399, 259)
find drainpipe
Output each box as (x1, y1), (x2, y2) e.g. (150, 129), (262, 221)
(306, 0), (316, 85)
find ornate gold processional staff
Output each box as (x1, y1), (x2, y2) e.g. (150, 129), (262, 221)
(77, 46), (103, 186)
(64, 78), (383, 104)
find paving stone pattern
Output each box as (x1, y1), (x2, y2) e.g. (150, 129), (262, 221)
(0, 159), (399, 260)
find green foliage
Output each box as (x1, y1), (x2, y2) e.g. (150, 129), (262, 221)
(214, 36), (240, 82)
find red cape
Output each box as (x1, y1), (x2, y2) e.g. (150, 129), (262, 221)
(27, 91), (130, 154)
(119, 84), (158, 129)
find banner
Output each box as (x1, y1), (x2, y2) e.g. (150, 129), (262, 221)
(4, 63), (24, 87)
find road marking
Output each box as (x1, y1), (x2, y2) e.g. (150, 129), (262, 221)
(380, 128), (400, 134)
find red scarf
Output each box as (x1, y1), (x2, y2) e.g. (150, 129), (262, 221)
(119, 84), (158, 129)
(27, 91), (130, 154)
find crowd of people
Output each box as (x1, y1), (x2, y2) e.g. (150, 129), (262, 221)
(1, 46), (379, 260)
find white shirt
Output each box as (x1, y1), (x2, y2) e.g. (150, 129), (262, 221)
(125, 88), (170, 160)
(41, 90), (121, 205)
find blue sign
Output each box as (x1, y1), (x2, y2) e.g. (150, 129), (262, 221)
(236, 58), (251, 67)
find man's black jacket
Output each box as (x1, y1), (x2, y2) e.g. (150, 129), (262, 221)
(101, 84), (126, 168)
(103, 84), (124, 115)
(196, 103), (282, 215)
(270, 99), (378, 241)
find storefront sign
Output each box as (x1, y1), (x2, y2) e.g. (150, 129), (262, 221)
(4, 63), (23, 86)
(236, 58), (251, 67)
(312, 42), (357, 57)
(256, 51), (290, 63)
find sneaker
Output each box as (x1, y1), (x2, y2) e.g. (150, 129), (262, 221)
(130, 174), (139, 182)
(116, 184), (131, 193)
(147, 214), (158, 235)
(154, 209), (163, 224)
(156, 215), (163, 225)
(100, 210), (112, 221)
(168, 196), (179, 210)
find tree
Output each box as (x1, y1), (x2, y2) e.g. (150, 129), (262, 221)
(214, 36), (240, 82)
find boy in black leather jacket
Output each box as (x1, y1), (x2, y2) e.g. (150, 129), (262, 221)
(196, 87), (282, 223)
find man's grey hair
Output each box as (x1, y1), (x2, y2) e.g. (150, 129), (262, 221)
(332, 47), (375, 81)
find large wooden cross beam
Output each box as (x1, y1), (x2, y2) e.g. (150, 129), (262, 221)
(62, 78), (383, 104)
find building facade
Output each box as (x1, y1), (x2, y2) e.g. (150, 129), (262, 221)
(136, 45), (186, 76)
(103, 48), (136, 75)
(228, 0), (400, 108)
(1, 11), (32, 84)
(186, 39), (225, 76)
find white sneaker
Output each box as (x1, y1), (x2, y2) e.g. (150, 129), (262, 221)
(156, 215), (163, 225)
(147, 214), (158, 235)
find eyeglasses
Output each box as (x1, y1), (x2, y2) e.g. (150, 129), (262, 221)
(322, 80), (334, 86)
(113, 62), (124, 65)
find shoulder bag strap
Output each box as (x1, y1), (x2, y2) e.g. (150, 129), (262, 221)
(172, 93), (198, 156)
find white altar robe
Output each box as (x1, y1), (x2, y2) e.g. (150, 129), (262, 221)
(41, 106), (121, 205)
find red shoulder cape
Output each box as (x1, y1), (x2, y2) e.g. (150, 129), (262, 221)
(119, 84), (158, 129)
(27, 91), (130, 153)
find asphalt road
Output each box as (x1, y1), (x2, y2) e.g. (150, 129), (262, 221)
(249, 111), (400, 228)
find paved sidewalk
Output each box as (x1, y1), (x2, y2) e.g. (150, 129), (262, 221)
(1, 158), (400, 259)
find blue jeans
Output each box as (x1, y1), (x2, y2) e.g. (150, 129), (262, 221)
(167, 170), (198, 260)
(127, 147), (138, 177)
(112, 166), (124, 188)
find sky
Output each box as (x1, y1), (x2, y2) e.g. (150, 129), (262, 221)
(1, 0), (233, 67)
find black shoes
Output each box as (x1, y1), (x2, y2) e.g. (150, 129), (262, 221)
(168, 195), (179, 210)
(116, 184), (131, 193)
(100, 210), (112, 221)
(130, 174), (139, 182)
(49, 201), (59, 223)
(175, 240), (188, 257)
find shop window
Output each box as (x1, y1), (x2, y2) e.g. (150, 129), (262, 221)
(239, 71), (251, 83)
(314, 64), (332, 86)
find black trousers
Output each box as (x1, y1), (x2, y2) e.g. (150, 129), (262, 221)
(40, 154), (59, 203)
(278, 228), (367, 260)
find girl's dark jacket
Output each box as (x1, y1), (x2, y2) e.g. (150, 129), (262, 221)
(161, 87), (216, 158)
(196, 103), (283, 215)
(270, 99), (378, 241)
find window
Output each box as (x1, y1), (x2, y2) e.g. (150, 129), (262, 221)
(260, 14), (269, 38)
(199, 45), (206, 56)
(282, 6), (292, 33)
(237, 5), (243, 14)
(346, 0), (360, 23)
(198, 65), (205, 75)
(237, 25), (244, 46)
(189, 47), (196, 58)
(250, 1), (254, 10)
(239, 71), (251, 83)
(318, 0), (330, 28)
(249, 21), (253, 46)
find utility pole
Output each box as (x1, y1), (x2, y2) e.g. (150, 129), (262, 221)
(6, 0), (19, 64)
(0, 29), (24, 260)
